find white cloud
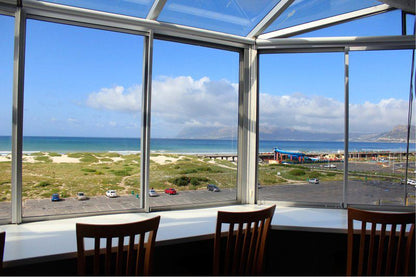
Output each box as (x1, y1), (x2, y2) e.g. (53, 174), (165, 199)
(86, 77), (411, 137)
(260, 92), (410, 134)
(67, 117), (79, 124)
(86, 85), (141, 112)
(151, 76), (238, 129)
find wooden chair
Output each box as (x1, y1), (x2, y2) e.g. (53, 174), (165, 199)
(347, 207), (415, 276)
(213, 205), (276, 275)
(76, 216), (160, 276)
(0, 231), (5, 272)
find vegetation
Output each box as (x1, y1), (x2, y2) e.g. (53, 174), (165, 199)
(0, 152), (412, 202)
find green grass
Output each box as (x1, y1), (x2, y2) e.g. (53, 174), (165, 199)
(0, 153), (409, 202)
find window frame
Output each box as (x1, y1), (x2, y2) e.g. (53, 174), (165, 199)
(1, 0), (414, 224)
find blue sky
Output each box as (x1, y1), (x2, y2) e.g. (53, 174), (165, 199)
(0, 9), (415, 139)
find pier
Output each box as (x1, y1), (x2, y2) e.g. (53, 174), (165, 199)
(197, 150), (415, 164)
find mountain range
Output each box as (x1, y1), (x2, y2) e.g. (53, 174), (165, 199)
(176, 125), (415, 143)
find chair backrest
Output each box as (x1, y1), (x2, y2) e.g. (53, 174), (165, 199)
(0, 231), (5, 272)
(347, 207), (415, 276)
(76, 216), (160, 276)
(213, 205), (276, 275)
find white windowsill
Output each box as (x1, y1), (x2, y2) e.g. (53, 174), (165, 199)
(0, 204), (348, 267)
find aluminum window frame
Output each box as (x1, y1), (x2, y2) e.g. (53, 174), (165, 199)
(2, 0), (415, 224)
(146, 34), (245, 212)
(256, 37), (415, 211)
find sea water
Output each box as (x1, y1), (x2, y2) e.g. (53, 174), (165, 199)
(0, 136), (413, 155)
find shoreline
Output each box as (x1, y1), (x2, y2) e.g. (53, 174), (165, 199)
(0, 148), (415, 157)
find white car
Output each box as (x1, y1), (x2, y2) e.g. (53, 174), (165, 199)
(106, 190), (117, 198)
(77, 192), (87, 201)
(308, 178), (319, 184)
(407, 179), (416, 186)
(149, 189), (158, 197)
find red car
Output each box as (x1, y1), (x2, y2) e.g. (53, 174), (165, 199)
(165, 188), (177, 195)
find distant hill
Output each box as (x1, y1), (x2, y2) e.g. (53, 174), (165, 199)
(176, 125), (415, 142)
(361, 125), (416, 143)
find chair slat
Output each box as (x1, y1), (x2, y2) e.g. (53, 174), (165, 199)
(115, 236), (124, 275)
(224, 223), (234, 275)
(246, 221), (259, 275)
(231, 223), (243, 275)
(385, 223), (397, 274)
(376, 224), (386, 276)
(105, 237), (112, 275)
(94, 238), (100, 275)
(135, 234), (145, 276)
(357, 221), (366, 275)
(0, 232), (5, 274)
(366, 222), (376, 275)
(253, 218), (266, 275)
(394, 224), (406, 275)
(126, 235), (135, 275)
(240, 222), (252, 274)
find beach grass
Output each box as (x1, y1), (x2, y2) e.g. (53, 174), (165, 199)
(0, 152), (411, 202)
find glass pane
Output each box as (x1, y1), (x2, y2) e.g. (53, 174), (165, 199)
(405, 13), (415, 35)
(23, 20), (143, 218)
(158, 0), (280, 36)
(348, 50), (415, 207)
(265, 0), (381, 34)
(258, 52), (345, 206)
(36, 0), (153, 19)
(294, 10), (402, 37)
(0, 15), (13, 221)
(150, 40), (239, 209)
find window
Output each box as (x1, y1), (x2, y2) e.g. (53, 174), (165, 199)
(294, 10), (403, 37)
(258, 52), (344, 206)
(0, 14), (13, 221)
(149, 39), (239, 209)
(23, 20), (143, 218)
(264, 0), (382, 35)
(348, 49), (415, 207)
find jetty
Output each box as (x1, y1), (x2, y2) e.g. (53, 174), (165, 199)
(198, 150), (415, 164)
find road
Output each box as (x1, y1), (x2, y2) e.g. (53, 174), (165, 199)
(0, 180), (408, 218)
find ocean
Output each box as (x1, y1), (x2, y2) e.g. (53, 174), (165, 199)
(0, 136), (413, 155)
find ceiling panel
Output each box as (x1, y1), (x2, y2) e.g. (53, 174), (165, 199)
(36, 0), (154, 19)
(157, 0), (281, 36)
(263, 0), (383, 35)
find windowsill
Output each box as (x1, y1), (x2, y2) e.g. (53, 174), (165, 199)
(0, 203), (348, 267)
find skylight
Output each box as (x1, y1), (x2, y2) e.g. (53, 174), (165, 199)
(37, 0), (154, 19)
(157, 0), (280, 36)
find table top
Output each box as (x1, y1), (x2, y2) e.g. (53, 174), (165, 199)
(0, 204), (348, 267)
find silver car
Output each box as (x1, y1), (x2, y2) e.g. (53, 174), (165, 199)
(149, 189), (158, 197)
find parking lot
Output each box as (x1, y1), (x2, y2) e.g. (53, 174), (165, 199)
(0, 180), (405, 218)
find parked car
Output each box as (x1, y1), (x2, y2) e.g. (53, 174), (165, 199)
(165, 188), (177, 195)
(149, 189), (159, 197)
(105, 190), (117, 198)
(324, 164), (336, 168)
(51, 193), (60, 202)
(400, 179), (416, 186)
(308, 178), (319, 184)
(77, 192), (87, 201)
(207, 184), (220, 192)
